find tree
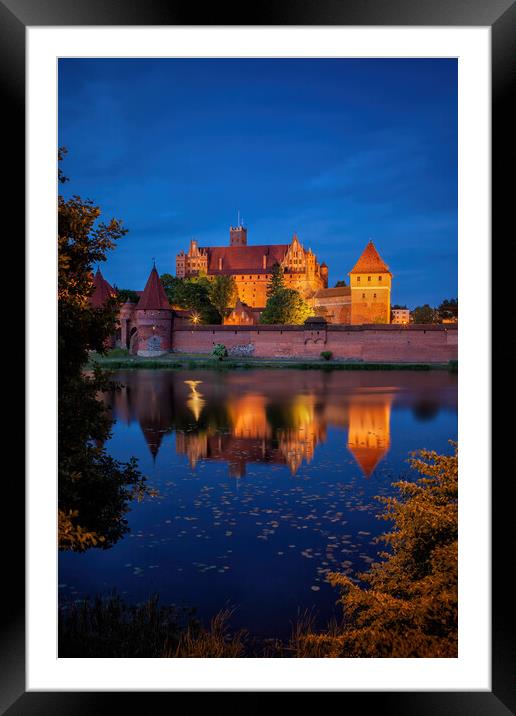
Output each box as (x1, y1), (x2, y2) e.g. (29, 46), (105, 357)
(334, 279), (347, 288)
(58, 148), (146, 551)
(208, 275), (238, 321)
(211, 344), (228, 361)
(290, 444), (458, 658)
(411, 304), (437, 324)
(260, 288), (314, 325)
(266, 263), (285, 298)
(160, 273), (219, 323)
(114, 287), (140, 304)
(437, 298), (458, 322)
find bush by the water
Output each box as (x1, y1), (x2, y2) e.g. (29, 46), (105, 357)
(211, 343), (228, 360)
(288, 443), (458, 657)
(320, 351), (333, 361)
(106, 347), (129, 358)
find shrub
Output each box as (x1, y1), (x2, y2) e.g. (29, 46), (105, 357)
(320, 351), (333, 361)
(106, 347), (129, 358)
(211, 343), (228, 361)
(289, 443), (458, 658)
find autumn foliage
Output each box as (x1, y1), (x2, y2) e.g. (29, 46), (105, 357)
(291, 444), (458, 657)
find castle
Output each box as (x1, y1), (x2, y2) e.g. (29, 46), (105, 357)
(176, 225), (328, 308)
(176, 225), (392, 325)
(90, 225), (398, 357)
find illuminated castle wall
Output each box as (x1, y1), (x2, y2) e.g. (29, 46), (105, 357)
(176, 227), (328, 308)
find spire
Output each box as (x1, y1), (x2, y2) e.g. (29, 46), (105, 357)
(136, 264), (171, 310)
(349, 240), (391, 275)
(89, 266), (116, 307)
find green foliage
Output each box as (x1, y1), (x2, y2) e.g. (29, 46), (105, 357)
(58, 594), (246, 657)
(334, 279), (347, 288)
(260, 288), (314, 325)
(105, 347), (129, 357)
(160, 273), (220, 323)
(266, 262), (285, 298)
(437, 298), (458, 322)
(411, 304), (437, 324)
(289, 443), (458, 657)
(207, 275), (238, 321)
(58, 148), (146, 551)
(320, 351), (333, 361)
(211, 343), (228, 360)
(114, 287), (140, 304)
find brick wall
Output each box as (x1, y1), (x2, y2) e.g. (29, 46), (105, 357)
(172, 323), (458, 362)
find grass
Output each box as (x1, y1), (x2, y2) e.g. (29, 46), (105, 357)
(58, 594), (247, 658)
(89, 351), (455, 372)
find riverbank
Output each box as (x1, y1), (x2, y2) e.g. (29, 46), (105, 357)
(88, 351), (457, 372)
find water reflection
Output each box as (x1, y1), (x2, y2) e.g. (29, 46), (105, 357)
(104, 370), (457, 478)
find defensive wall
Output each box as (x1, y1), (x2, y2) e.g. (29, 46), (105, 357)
(171, 321), (458, 363)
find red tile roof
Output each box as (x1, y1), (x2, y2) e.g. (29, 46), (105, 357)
(314, 287), (351, 299)
(136, 267), (171, 310)
(205, 244), (289, 273)
(348, 446), (388, 478)
(89, 268), (116, 307)
(349, 241), (391, 275)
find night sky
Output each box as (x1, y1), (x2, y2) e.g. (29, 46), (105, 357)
(58, 58), (457, 308)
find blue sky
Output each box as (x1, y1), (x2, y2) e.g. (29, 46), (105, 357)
(59, 58), (457, 308)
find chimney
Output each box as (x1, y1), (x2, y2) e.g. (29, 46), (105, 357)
(262, 254), (267, 269)
(218, 256), (223, 270)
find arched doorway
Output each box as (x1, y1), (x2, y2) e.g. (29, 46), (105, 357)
(129, 328), (138, 354)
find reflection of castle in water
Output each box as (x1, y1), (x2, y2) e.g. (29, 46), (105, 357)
(103, 371), (456, 478)
(347, 398), (391, 477)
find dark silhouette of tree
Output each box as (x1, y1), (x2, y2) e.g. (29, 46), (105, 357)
(437, 298), (458, 322)
(411, 304), (437, 324)
(58, 148), (145, 551)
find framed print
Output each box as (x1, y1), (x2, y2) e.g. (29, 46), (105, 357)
(4, 0), (513, 710)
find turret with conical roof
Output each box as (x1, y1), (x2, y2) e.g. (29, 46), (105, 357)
(89, 267), (117, 308)
(135, 263), (172, 356)
(349, 240), (392, 325)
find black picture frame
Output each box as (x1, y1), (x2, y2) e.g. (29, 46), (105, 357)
(5, 0), (512, 711)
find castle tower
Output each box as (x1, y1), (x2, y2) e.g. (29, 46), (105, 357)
(135, 264), (172, 356)
(320, 262), (329, 287)
(89, 267), (118, 348)
(176, 239), (208, 277)
(229, 225), (247, 246)
(89, 267), (116, 308)
(349, 240), (392, 324)
(347, 397), (391, 477)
